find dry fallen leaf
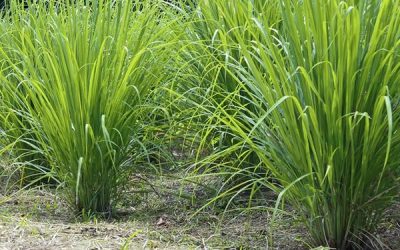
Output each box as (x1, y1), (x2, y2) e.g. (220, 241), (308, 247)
(156, 216), (168, 226)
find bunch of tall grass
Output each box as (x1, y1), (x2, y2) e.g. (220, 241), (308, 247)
(212, 0), (400, 248)
(0, 0), (178, 214)
(169, 0), (281, 204)
(0, 3), (55, 186)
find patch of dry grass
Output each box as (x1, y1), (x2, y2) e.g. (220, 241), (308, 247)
(0, 179), (307, 249)
(0, 171), (398, 249)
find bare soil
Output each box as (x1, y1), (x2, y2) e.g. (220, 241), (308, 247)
(0, 177), (398, 249)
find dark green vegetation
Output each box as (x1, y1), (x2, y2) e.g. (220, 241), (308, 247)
(0, 0), (399, 249)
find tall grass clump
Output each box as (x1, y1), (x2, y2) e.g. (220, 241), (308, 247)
(0, 2), (55, 186)
(219, 0), (400, 248)
(0, 0), (178, 214)
(169, 0), (281, 205)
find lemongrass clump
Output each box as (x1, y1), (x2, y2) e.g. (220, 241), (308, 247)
(221, 0), (400, 248)
(171, 0), (281, 205)
(0, 0), (179, 214)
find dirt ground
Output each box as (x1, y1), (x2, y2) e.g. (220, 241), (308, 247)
(0, 178), (398, 250)
(0, 179), (306, 250)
